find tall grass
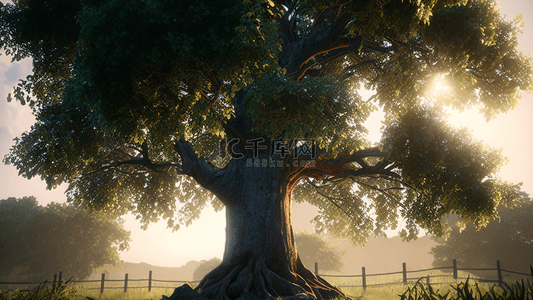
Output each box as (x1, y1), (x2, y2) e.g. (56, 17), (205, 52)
(399, 277), (533, 300)
(0, 283), (172, 300)
(0, 282), (79, 300)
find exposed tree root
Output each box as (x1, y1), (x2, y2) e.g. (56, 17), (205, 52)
(163, 258), (348, 300)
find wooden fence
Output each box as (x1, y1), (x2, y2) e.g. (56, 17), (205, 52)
(67, 270), (201, 294)
(0, 270), (200, 294)
(315, 259), (533, 290)
(1, 259), (531, 294)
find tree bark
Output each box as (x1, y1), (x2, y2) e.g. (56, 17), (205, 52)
(166, 153), (346, 300)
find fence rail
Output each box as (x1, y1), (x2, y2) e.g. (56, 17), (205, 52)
(0, 270), (200, 294)
(1, 259), (531, 294)
(315, 259), (533, 290)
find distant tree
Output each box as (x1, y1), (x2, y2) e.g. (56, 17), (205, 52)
(193, 258), (222, 282)
(295, 231), (344, 273)
(0, 196), (130, 281)
(1, 0), (532, 299)
(431, 199), (533, 275)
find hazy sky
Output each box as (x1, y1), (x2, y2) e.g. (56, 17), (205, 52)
(1, 0), (532, 268)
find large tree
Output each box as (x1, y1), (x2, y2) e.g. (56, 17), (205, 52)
(294, 231), (344, 273)
(1, 0), (532, 299)
(0, 196), (130, 282)
(431, 199), (533, 277)
(194, 258), (224, 282)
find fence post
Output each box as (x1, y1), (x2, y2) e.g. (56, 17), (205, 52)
(148, 270), (152, 292)
(497, 260), (503, 287)
(58, 271), (63, 285)
(53, 273), (57, 285)
(362, 267), (366, 291)
(315, 262), (318, 275)
(452, 259), (458, 279)
(124, 273), (129, 293)
(402, 263), (407, 284)
(100, 273), (105, 294)
(426, 275), (430, 287)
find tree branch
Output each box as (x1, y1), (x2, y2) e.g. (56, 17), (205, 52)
(173, 139), (200, 175)
(338, 59), (375, 81)
(306, 178), (356, 220)
(81, 157), (180, 178)
(277, 0), (299, 44)
(279, 1), (353, 79)
(298, 46), (352, 78)
(297, 148), (400, 184)
(173, 139), (236, 206)
(80, 141), (184, 178)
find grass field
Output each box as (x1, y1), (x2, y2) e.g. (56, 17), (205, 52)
(2, 274), (532, 300)
(0, 283), (171, 300)
(77, 287), (170, 300)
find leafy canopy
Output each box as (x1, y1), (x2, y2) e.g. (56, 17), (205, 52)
(431, 199), (533, 275)
(294, 231), (345, 273)
(193, 258), (223, 282)
(1, 0), (532, 243)
(0, 196), (130, 281)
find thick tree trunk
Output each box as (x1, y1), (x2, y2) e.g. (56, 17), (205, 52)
(166, 153), (346, 300)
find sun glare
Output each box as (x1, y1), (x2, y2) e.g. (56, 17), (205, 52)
(430, 73), (451, 96)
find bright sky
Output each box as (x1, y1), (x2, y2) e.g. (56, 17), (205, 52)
(0, 0), (532, 268)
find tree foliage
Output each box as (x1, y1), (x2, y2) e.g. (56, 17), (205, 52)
(431, 199), (533, 275)
(1, 0), (532, 244)
(192, 258), (222, 282)
(0, 196), (130, 281)
(294, 231), (345, 273)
